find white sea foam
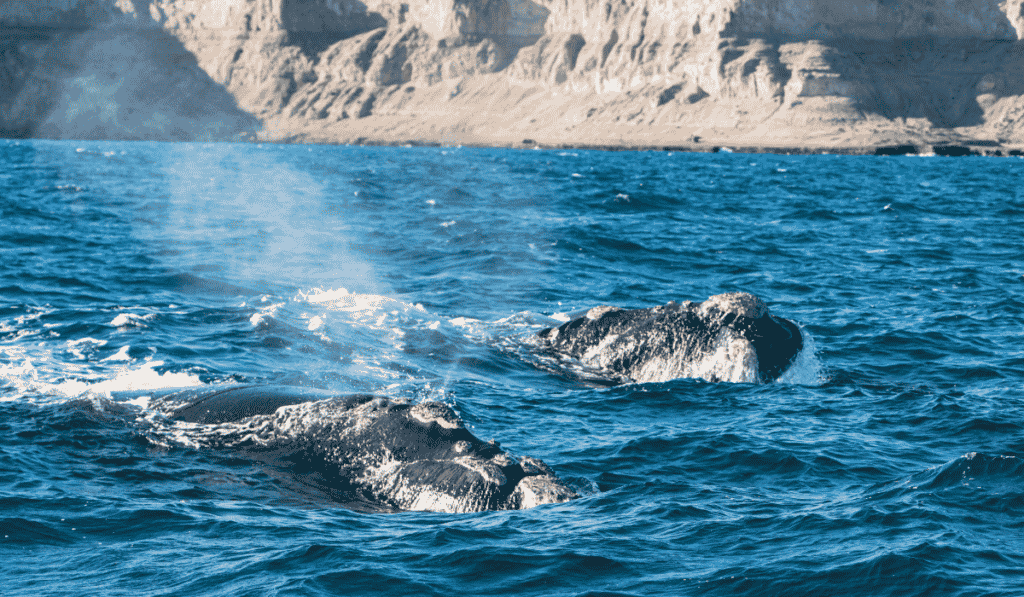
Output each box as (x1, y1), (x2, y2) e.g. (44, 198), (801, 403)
(54, 361), (203, 398)
(299, 288), (426, 325)
(109, 312), (156, 328)
(289, 288), (448, 388)
(0, 307), (56, 340)
(109, 314), (132, 327)
(776, 329), (825, 386)
(65, 337), (108, 360)
(0, 343), (202, 404)
(250, 301), (284, 328)
(101, 345), (133, 362)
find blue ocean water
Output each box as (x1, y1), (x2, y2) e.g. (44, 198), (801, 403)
(1, 138), (1023, 596)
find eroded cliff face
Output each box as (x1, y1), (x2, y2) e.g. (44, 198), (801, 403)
(5, 0), (1024, 148)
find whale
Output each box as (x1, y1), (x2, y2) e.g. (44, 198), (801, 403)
(536, 292), (803, 384)
(132, 385), (577, 513)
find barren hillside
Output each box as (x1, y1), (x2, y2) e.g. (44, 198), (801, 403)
(4, 0), (1024, 151)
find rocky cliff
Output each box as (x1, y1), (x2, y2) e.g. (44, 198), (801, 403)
(5, 0), (1024, 150)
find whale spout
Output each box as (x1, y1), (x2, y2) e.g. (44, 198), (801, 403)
(537, 292), (803, 384)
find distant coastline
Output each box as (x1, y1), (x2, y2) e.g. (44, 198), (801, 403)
(259, 125), (1024, 157)
(5, 1), (1024, 154)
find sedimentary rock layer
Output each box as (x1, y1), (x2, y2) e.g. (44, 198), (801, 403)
(4, 0), (1024, 149)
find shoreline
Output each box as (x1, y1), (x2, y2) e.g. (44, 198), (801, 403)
(260, 132), (1024, 157)
(7, 129), (1022, 157)
(8, 3), (1024, 160)
(255, 113), (1024, 156)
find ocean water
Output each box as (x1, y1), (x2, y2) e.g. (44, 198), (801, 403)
(1, 138), (1022, 596)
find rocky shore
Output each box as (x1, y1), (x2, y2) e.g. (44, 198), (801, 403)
(5, 0), (1024, 155)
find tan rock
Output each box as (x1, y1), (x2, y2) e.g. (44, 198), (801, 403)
(5, 0), (1024, 150)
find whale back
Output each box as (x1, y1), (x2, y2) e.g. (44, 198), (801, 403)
(139, 385), (577, 513)
(167, 385), (361, 424)
(538, 293), (802, 383)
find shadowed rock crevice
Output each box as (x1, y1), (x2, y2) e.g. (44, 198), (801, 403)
(281, 0), (388, 61)
(600, 29), (618, 68)
(657, 83), (683, 106)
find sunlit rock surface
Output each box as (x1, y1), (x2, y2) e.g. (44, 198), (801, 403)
(5, 0), (1024, 148)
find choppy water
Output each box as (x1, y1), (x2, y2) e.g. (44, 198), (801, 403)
(2, 139), (1023, 596)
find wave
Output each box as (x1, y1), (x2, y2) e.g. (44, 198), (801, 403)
(894, 452), (1024, 496)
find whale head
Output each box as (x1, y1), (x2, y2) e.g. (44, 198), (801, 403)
(154, 386), (578, 512)
(538, 292), (803, 384)
(697, 293), (803, 382)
